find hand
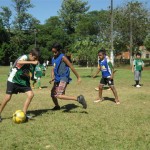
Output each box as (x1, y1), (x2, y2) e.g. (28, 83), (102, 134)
(32, 61), (39, 65)
(49, 79), (54, 84)
(110, 75), (113, 79)
(77, 77), (81, 84)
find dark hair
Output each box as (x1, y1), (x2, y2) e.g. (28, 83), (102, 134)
(98, 48), (106, 55)
(136, 52), (141, 57)
(30, 48), (40, 59)
(52, 43), (62, 52)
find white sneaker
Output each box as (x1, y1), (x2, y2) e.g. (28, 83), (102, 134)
(136, 85), (141, 88)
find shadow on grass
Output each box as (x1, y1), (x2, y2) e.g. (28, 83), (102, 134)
(61, 104), (88, 114)
(27, 109), (52, 117)
(103, 97), (116, 103)
(41, 86), (48, 88)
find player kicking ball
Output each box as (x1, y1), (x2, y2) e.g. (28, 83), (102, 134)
(93, 49), (120, 104)
(49, 43), (87, 110)
(0, 49), (39, 122)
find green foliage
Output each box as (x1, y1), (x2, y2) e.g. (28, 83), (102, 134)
(59, 0), (90, 34)
(114, 1), (150, 52)
(0, 6), (12, 31)
(144, 34), (150, 51)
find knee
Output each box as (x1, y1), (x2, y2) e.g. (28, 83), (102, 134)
(28, 92), (34, 99)
(99, 85), (103, 90)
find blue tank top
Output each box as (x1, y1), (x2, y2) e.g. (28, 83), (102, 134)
(52, 53), (72, 83)
(99, 57), (112, 78)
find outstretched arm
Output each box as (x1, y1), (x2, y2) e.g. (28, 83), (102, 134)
(62, 56), (81, 82)
(17, 60), (38, 65)
(93, 67), (101, 78)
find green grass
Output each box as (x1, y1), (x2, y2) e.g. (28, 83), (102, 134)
(0, 66), (150, 150)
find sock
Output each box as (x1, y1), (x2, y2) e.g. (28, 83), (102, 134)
(135, 80), (139, 85)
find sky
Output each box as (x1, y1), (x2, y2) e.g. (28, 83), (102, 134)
(0, 0), (149, 24)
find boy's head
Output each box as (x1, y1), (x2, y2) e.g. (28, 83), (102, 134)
(52, 43), (62, 57)
(29, 48), (40, 61)
(136, 52), (141, 59)
(98, 49), (106, 60)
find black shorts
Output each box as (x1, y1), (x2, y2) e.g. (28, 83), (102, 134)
(6, 81), (32, 94)
(100, 78), (114, 86)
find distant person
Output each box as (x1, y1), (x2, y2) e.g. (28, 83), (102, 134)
(32, 63), (43, 89)
(46, 60), (49, 68)
(49, 43), (87, 110)
(132, 52), (144, 88)
(93, 49), (120, 104)
(94, 49), (112, 91)
(0, 49), (39, 122)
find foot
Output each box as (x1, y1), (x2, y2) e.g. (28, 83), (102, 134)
(115, 100), (120, 105)
(77, 95), (87, 109)
(0, 116), (2, 122)
(136, 85), (141, 88)
(94, 98), (104, 103)
(51, 105), (61, 111)
(94, 87), (99, 91)
(26, 114), (33, 119)
(39, 87), (42, 90)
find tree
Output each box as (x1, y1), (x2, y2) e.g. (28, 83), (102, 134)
(114, 1), (150, 53)
(59, 0), (90, 35)
(0, 6), (12, 32)
(12, 0), (38, 30)
(144, 34), (150, 51)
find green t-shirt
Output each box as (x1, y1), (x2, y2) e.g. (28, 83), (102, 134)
(8, 55), (34, 86)
(133, 59), (144, 71)
(35, 64), (43, 78)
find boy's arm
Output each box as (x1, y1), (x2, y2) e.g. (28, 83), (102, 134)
(108, 61), (114, 79)
(49, 67), (55, 84)
(17, 60), (38, 65)
(93, 67), (101, 78)
(62, 56), (81, 83)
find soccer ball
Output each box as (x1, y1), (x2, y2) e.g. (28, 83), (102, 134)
(12, 110), (26, 124)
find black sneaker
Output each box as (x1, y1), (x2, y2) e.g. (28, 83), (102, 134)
(77, 95), (87, 109)
(51, 105), (61, 111)
(0, 116), (2, 122)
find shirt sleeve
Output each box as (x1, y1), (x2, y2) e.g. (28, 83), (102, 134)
(19, 55), (28, 61)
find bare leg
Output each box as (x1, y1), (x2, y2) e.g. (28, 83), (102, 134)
(98, 84), (103, 99)
(110, 85), (120, 104)
(57, 95), (77, 101)
(51, 96), (59, 106)
(23, 91), (34, 114)
(94, 84), (104, 102)
(0, 94), (12, 115)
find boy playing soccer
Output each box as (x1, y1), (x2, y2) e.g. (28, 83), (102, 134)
(0, 49), (39, 122)
(132, 52), (144, 87)
(50, 43), (87, 110)
(93, 49), (120, 104)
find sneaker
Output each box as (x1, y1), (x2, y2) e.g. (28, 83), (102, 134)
(51, 105), (61, 111)
(77, 95), (87, 109)
(26, 115), (33, 119)
(136, 85), (141, 88)
(39, 87), (42, 90)
(0, 116), (2, 122)
(94, 98), (104, 103)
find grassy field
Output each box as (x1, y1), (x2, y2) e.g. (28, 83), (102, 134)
(0, 66), (150, 150)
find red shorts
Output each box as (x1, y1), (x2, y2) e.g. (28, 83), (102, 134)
(51, 81), (67, 97)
